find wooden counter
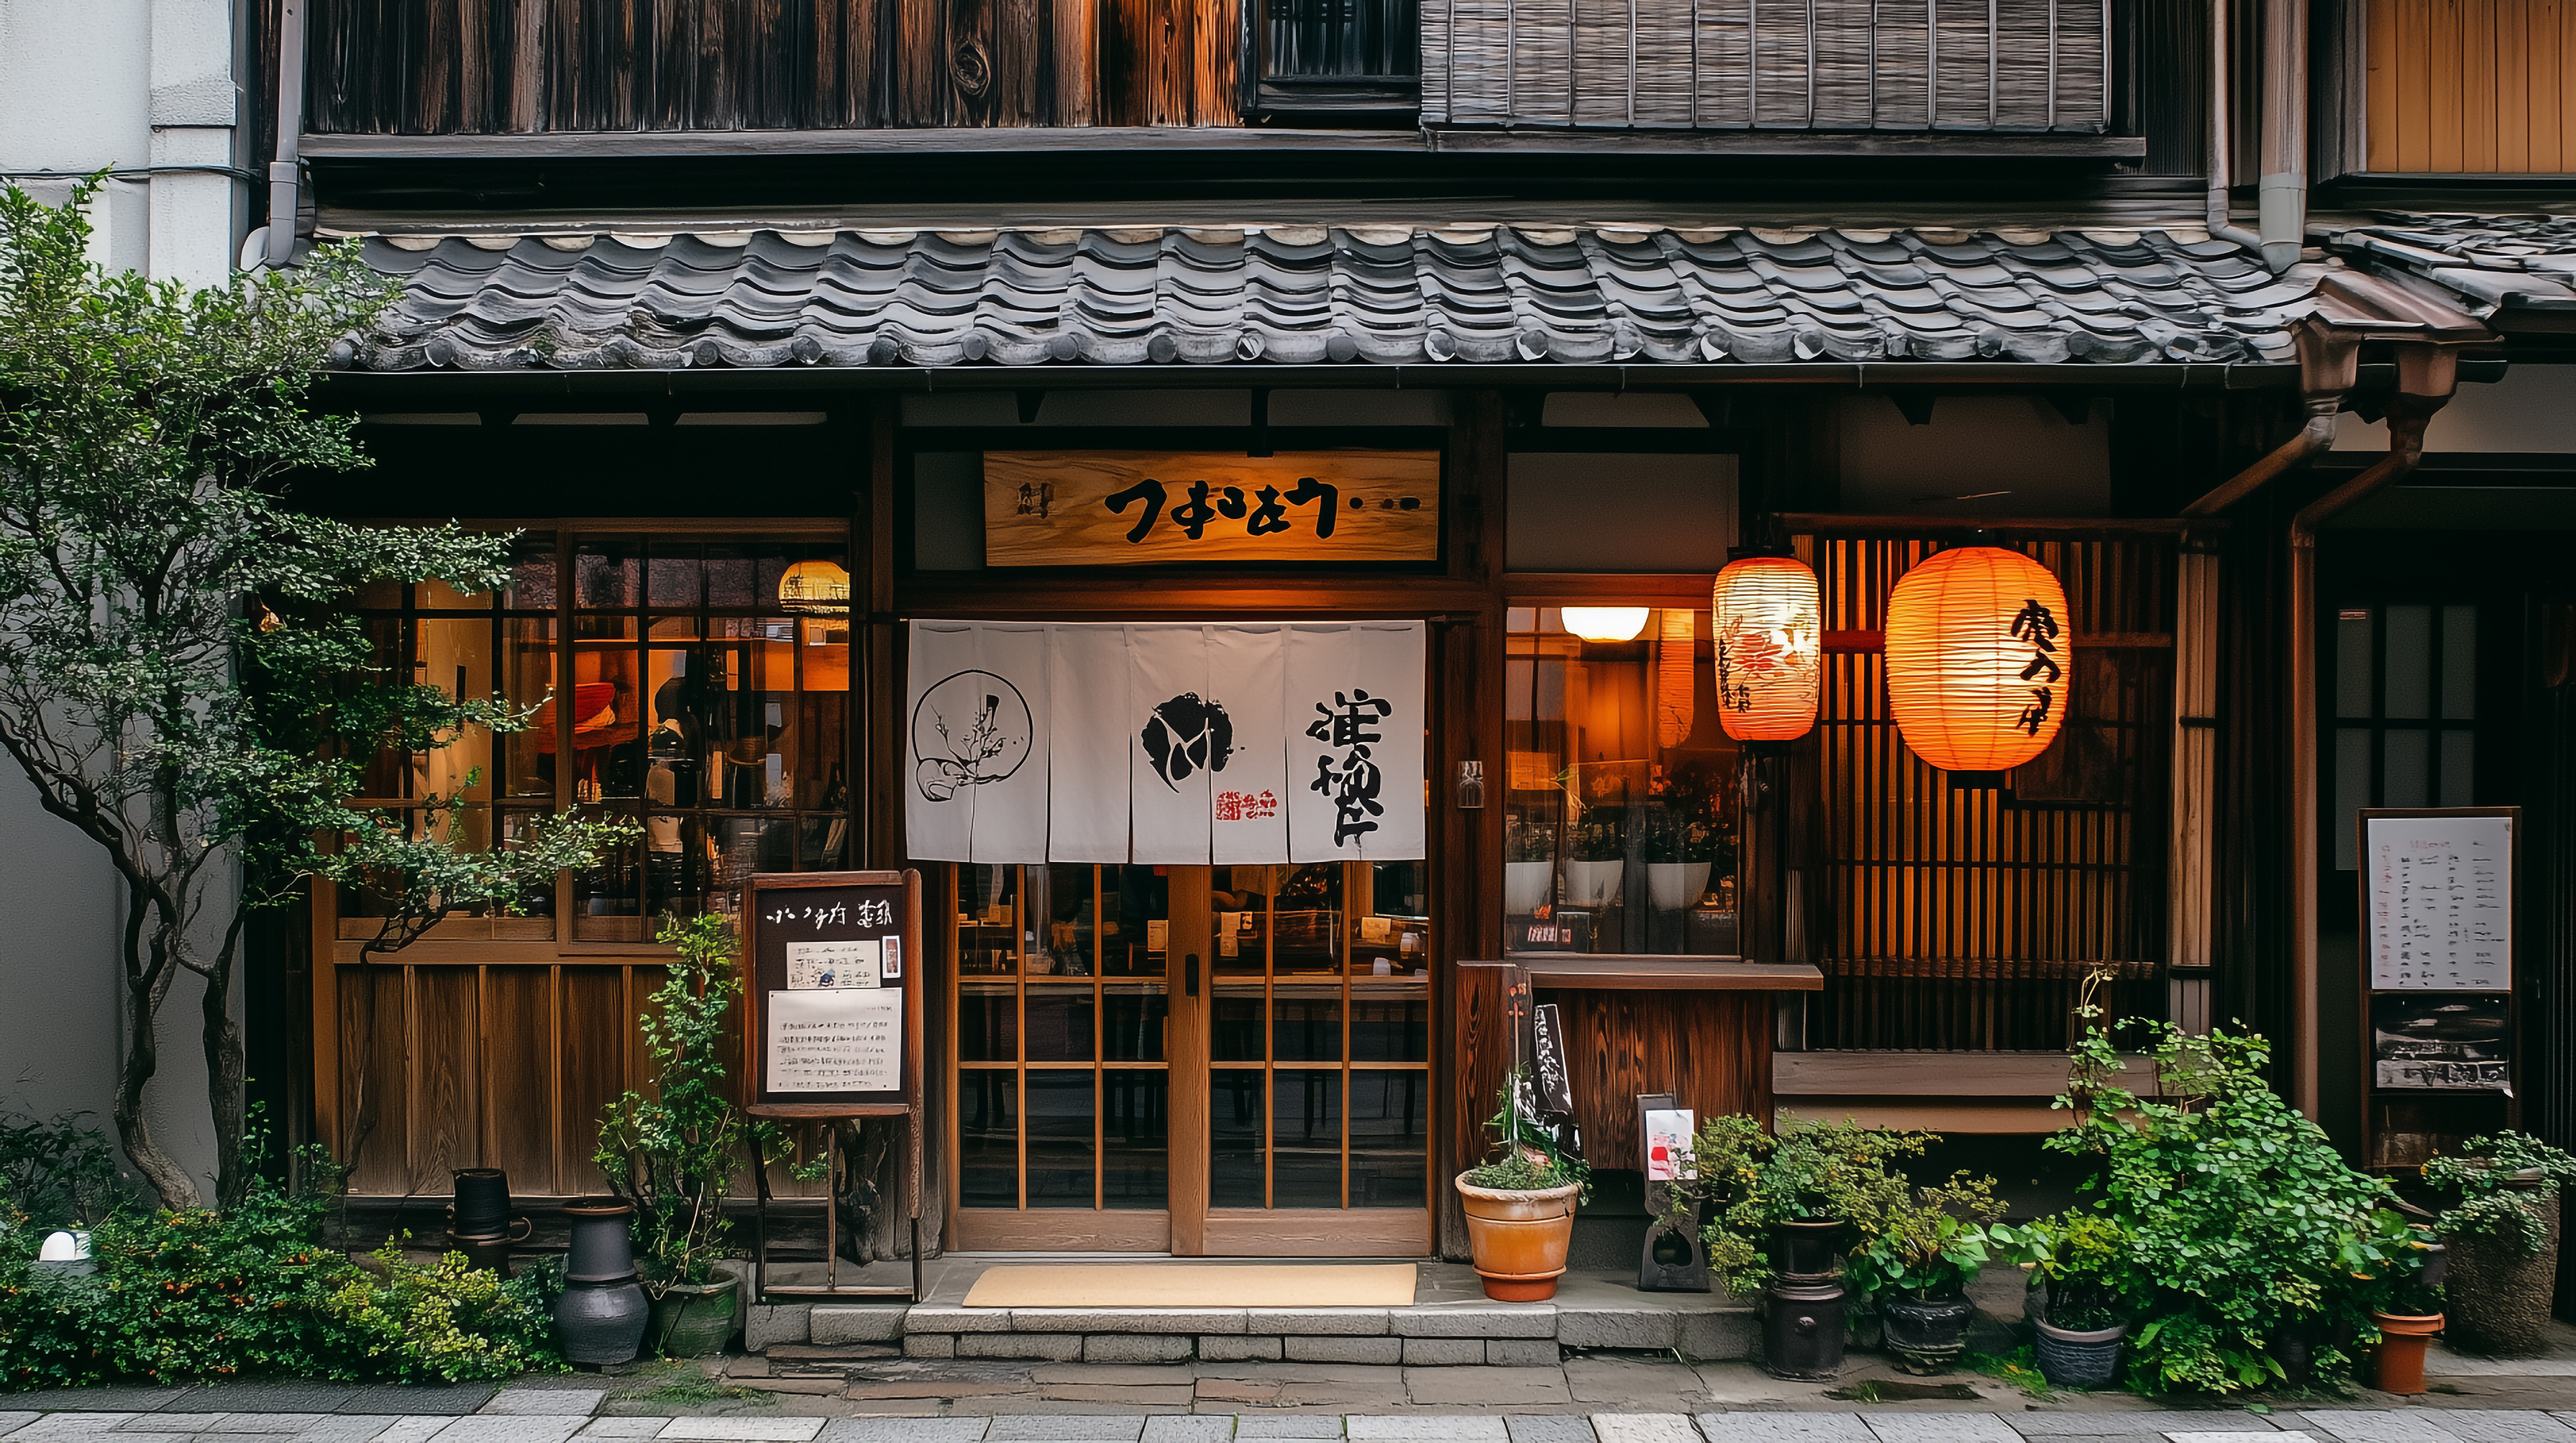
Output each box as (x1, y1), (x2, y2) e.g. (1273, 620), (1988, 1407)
(1512, 955), (1824, 992)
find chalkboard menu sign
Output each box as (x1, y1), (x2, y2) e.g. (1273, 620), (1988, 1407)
(741, 869), (924, 1117)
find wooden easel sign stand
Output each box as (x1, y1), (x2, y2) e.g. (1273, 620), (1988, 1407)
(741, 869), (928, 1302)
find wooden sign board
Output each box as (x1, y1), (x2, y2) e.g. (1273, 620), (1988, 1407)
(984, 450), (1441, 566)
(741, 869), (924, 1117)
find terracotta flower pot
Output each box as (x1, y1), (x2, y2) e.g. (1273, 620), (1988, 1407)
(2372, 1311), (2444, 1395)
(1456, 1171), (1580, 1301)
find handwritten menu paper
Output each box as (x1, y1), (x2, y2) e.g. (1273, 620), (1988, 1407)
(2368, 813), (2514, 990)
(766, 988), (902, 1093)
(787, 940), (881, 990)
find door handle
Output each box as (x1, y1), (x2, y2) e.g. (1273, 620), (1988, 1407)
(1185, 953), (1199, 998)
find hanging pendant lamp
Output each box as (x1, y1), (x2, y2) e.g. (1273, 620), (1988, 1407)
(1710, 556), (1822, 742)
(1881, 545), (2071, 772)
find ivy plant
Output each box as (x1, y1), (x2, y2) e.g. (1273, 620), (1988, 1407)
(1697, 1117), (1931, 1296)
(2422, 1131), (2576, 1259)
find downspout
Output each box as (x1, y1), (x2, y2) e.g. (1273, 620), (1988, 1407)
(2206, 0), (2303, 272)
(2206, 0), (2265, 257)
(2286, 343), (2460, 1119)
(261, 0), (306, 270)
(2183, 319), (2355, 518)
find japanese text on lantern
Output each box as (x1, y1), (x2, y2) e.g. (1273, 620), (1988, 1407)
(2010, 598), (2061, 737)
(1306, 689), (1392, 846)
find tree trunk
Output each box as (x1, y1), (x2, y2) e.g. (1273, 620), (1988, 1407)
(117, 949), (201, 1210)
(202, 948), (248, 1208)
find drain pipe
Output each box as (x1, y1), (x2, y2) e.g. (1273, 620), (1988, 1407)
(259, 0), (306, 269)
(2285, 343), (2460, 1118)
(2206, 0), (2303, 271)
(2206, 0), (2265, 257)
(2184, 320), (2356, 517)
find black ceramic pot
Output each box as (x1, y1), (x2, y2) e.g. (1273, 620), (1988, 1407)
(450, 1168), (512, 1236)
(1764, 1277), (1848, 1379)
(1880, 1292), (1975, 1375)
(553, 1277), (650, 1366)
(1769, 1217), (1847, 1279)
(2035, 1316), (2128, 1388)
(564, 1196), (640, 1283)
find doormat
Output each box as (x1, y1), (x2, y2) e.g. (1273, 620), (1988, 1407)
(961, 1263), (1418, 1309)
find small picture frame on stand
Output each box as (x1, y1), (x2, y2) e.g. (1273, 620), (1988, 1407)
(1637, 1092), (1711, 1292)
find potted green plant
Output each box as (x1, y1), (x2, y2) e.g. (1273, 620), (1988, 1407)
(2356, 1213), (2446, 1394)
(1504, 813), (1556, 917)
(2023, 1212), (2134, 1387)
(1643, 811), (1718, 912)
(2422, 1131), (2576, 1357)
(1562, 810), (1627, 910)
(1843, 1172), (2014, 1375)
(594, 913), (795, 1357)
(1456, 1071), (1590, 1301)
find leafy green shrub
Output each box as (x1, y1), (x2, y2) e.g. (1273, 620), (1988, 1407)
(1697, 1117), (1933, 1295)
(2020, 1212), (2136, 1332)
(2423, 1131), (2576, 1258)
(318, 1244), (562, 1383)
(2052, 1021), (2414, 1393)
(1843, 1171), (2016, 1303)
(595, 915), (756, 1288)
(0, 1111), (134, 1228)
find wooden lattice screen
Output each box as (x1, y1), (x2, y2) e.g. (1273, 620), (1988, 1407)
(1800, 535), (2171, 1052)
(1421, 0), (2110, 130)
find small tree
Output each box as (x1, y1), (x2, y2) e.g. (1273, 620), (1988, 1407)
(0, 179), (624, 1209)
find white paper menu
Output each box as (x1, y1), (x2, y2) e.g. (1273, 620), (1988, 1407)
(766, 988), (903, 1092)
(2367, 813), (2513, 990)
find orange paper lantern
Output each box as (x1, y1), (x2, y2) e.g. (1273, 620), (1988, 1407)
(1711, 556), (1822, 741)
(1882, 546), (2072, 771)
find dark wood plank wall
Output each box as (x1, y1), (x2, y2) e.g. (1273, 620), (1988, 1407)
(303, 0), (1243, 129)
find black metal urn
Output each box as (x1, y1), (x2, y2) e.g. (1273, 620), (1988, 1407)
(553, 1196), (649, 1366)
(1763, 1276), (1848, 1379)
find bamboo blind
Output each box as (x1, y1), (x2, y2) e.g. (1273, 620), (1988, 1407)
(1422, 0), (2110, 128)
(2367, 0), (2576, 172)
(1804, 536), (2170, 1053)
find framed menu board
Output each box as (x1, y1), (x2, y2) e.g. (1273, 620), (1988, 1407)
(741, 869), (924, 1116)
(2357, 809), (2521, 1171)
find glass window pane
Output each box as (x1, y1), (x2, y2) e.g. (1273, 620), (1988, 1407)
(960, 985), (1018, 1062)
(505, 535), (557, 610)
(567, 619), (642, 803)
(959, 1072), (1018, 1208)
(2385, 605), (2431, 719)
(1351, 982), (1429, 1062)
(2384, 730), (2429, 808)
(1272, 1070), (1343, 1209)
(1212, 991), (1265, 1063)
(500, 616), (558, 799)
(1211, 1069), (1265, 1208)
(572, 815), (645, 940)
(2335, 728), (2371, 871)
(2335, 609), (2374, 718)
(1102, 865), (1166, 978)
(1025, 985), (1095, 1062)
(1272, 984), (1343, 1062)
(574, 540), (639, 610)
(647, 542), (703, 608)
(644, 813), (709, 918)
(1103, 982), (1168, 1061)
(1277, 865), (1343, 973)
(2444, 606), (2477, 719)
(704, 545), (760, 608)
(1025, 1071), (1094, 1208)
(957, 865), (1021, 977)
(1102, 1071), (1168, 1209)
(420, 576), (493, 610)
(1349, 1071), (1428, 1208)
(2442, 731), (2477, 808)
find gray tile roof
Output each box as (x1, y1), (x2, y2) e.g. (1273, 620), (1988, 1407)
(2329, 212), (2576, 322)
(340, 224), (2336, 372)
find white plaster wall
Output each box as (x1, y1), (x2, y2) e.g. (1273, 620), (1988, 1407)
(2333, 365), (2576, 452)
(0, 0), (245, 1197)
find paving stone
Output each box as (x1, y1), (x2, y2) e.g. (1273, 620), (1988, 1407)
(572, 1423), (670, 1438)
(1232, 1421), (1343, 1439)
(366, 1421), (457, 1443)
(1398, 1338), (1486, 1366)
(1012, 1311), (1247, 1337)
(1676, 1311), (1756, 1364)
(817, 1425), (990, 1443)
(1139, 1421), (1235, 1443)
(1868, 1419), (2023, 1443)
(1348, 1417), (1510, 1442)
(809, 1308), (910, 1346)
(2290, 1422), (2445, 1443)
(122, 1421), (232, 1433)
(1486, 1340), (1562, 1368)
(1283, 1337), (1405, 1365)
(1403, 1368), (1572, 1408)
(656, 1424), (829, 1443)
(1200, 1336), (1283, 1362)
(2162, 1435), (2307, 1443)
(5, 1396), (188, 1417)
(958, 1333), (1087, 1362)
(1506, 1421), (1599, 1443)
(1558, 1309), (1682, 1351)
(9, 1421), (147, 1442)
(480, 1394), (605, 1418)
(0, 1418), (34, 1440)
(1696, 1417), (1874, 1443)
(189, 1390), (366, 1417)
(341, 1390), (497, 1418)
(983, 1421), (1147, 1441)
(423, 1420), (588, 1443)
(908, 1306), (1017, 1335)
(2009, 1424), (2235, 1439)
(1593, 1419), (1704, 1443)
(285, 1418), (406, 1443)
(905, 1334), (959, 1359)
(1247, 1310), (1391, 1337)
(1389, 1307), (1557, 1340)
(1083, 1336), (1195, 1364)
(747, 1306), (814, 1350)
(2422, 1417), (2576, 1443)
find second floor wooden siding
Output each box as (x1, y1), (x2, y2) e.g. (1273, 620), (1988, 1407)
(2367, 0), (2576, 170)
(305, 0), (1245, 130)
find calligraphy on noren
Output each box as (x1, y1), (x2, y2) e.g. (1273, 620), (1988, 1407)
(984, 451), (1440, 567)
(1306, 687), (1393, 846)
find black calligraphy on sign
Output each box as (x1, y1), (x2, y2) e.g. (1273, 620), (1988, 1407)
(2010, 597), (2061, 737)
(1306, 687), (1393, 846)
(1106, 476), (1360, 546)
(1141, 693), (1237, 790)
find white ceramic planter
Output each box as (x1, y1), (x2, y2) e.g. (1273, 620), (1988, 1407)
(1562, 860), (1625, 910)
(1504, 861), (1554, 915)
(1647, 861), (1713, 911)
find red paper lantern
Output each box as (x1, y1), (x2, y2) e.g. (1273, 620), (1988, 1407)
(1710, 556), (1822, 741)
(1882, 546), (2072, 771)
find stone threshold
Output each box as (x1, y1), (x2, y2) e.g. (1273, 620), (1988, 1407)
(743, 1264), (1756, 1367)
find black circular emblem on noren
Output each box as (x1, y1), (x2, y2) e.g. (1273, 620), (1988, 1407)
(912, 669), (1035, 802)
(1140, 692), (1235, 790)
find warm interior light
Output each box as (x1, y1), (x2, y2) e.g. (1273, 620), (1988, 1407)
(778, 559), (851, 615)
(1711, 556), (1822, 742)
(1560, 606), (1650, 642)
(1883, 545), (2073, 771)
